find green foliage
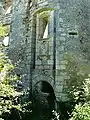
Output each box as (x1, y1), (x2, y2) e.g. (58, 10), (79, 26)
(0, 25), (22, 119)
(0, 50), (32, 120)
(0, 51), (17, 83)
(0, 83), (22, 115)
(69, 103), (90, 120)
(83, 76), (90, 101)
(51, 110), (60, 120)
(63, 53), (90, 120)
(34, 7), (55, 15)
(0, 23), (32, 120)
(0, 51), (22, 119)
(63, 53), (87, 102)
(0, 25), (8, 37)
(0, 118), (4, 120)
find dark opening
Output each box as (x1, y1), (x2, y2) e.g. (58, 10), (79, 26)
(41, 81), (54, 93)
(33, 81), (56, 120)
(69, 32), (78, 35)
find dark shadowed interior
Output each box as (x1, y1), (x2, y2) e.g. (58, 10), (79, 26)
(32, 81), (56, 120)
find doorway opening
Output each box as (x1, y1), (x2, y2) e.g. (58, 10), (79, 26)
(33, 81), (56, 120)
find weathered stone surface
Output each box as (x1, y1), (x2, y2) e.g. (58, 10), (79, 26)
(8, 0), (90, 102)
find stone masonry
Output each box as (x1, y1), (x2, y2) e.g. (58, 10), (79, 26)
(8, 0), (90, 102)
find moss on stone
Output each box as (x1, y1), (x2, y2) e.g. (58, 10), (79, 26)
(0, 24), (8, 37)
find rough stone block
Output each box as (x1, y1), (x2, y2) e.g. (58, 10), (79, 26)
(48, 60), (53, 65)
(55, 76), (64, 82)
(64, 76), (70, 79)
(56, 64), (66, 70)
(60, 94), (69, 102)
(55, 85), (63, 93)
(60, 60), (68, 65)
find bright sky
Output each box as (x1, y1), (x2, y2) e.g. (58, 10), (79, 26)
(5, 6), (11, 15)
(3, 36), (9, 46)
(43, 24), (48, 39)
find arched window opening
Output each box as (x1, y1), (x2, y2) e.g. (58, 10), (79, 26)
(37, 11), (49, 40)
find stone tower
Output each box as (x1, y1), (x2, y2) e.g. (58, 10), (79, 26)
(9, 0), (90, 104)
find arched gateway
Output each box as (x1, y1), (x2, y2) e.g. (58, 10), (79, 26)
(33, 80), (56, 119)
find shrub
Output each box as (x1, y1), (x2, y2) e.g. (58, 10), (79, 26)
(0, 24), (32, 120)
(63, 53), (87, 103)
(0, 50), (22, 119)
(0, 24), (22, 119)
(0, 24), (8, 37)
(69, 103), (90, 120)
(63, 53), (90, 120)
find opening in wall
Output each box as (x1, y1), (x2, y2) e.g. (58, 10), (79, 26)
(37, 11), (49, 40)
(4, 0), (11, 11)
(43, 20), (48, 39)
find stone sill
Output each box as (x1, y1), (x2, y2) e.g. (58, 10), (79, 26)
(37, 37), (49, 41)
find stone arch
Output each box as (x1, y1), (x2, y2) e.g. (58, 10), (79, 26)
(33, 80), (55, 95)
(32, 70), (55, 91)
(32, 80), (56, 119)
(33, 80), (56, 102)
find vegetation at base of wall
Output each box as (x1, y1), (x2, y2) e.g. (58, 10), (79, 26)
(0, 24), (8, 37)
(0, 27), (21, 119)
(69, 77), (90, 120)
(63, 53), (88, 103)
(69, 103), (90, 120)
(0, 25), (32, 120)
(62, 52), (90, 120)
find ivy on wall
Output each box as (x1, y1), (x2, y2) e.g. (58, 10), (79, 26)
(0, 24), (8, 37)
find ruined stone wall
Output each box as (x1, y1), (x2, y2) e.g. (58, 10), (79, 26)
(9, 0), (90, 102)
(8, 0), (32, 92)
(32, 0), (55, 90)
(51, 0), (90, 101)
